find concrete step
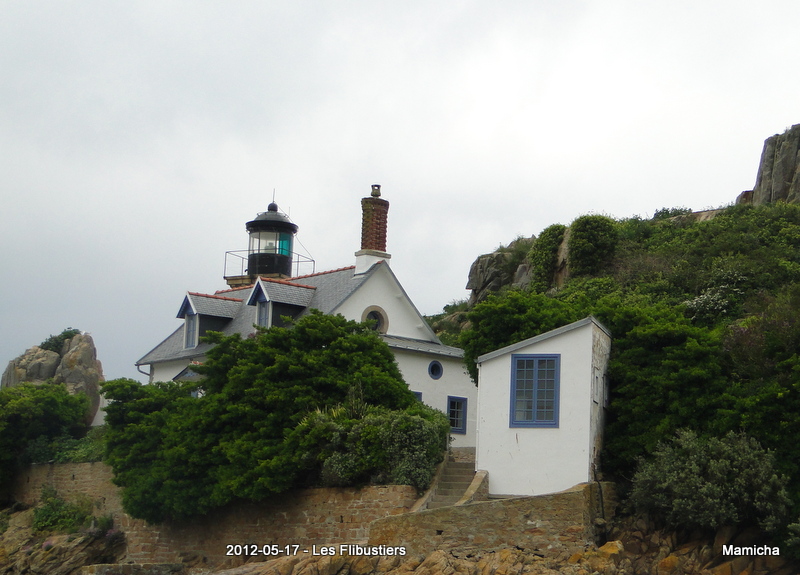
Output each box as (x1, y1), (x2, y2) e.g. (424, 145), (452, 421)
(436, 488), (469, 496)
(425, 459), (476, 510)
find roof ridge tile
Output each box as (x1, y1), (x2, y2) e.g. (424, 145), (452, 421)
(214, 285), (254, 294)
(258, 277), (317, 289)
(291, 266), (355, 280)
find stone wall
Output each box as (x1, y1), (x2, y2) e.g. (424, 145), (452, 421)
(12, 463), (418, 570)
(368, 482), (616, 560)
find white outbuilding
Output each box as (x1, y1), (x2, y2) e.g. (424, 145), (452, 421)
(475, 316), (611, 496)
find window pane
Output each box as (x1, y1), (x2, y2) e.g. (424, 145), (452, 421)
(512, 355), (558, 426)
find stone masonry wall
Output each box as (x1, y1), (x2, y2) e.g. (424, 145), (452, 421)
(368, 482), (616, 560)
(12, 463), (418, 570)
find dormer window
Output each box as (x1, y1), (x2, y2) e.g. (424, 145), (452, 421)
(257, 300), (270, 327)
(184, 312), (198, 349)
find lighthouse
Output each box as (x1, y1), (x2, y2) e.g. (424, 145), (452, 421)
(223, 202), (301, 287)
(245, 202), (298, 279)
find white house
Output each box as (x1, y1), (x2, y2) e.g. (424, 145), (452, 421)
(135, 186), (477, 449)
(475, 316), (611, 496)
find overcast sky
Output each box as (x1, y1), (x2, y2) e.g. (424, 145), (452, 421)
(2, 1), (799, 382)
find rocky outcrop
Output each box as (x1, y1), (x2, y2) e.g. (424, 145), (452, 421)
(465, 251), (515, 306)
(738, 124), (800, 206)
(53, 335), (104, 422)
(0, 508), (125, 575)
(1, 333), (104, 424)
(0, 348), (61, 386)
(465, 237), (535, 306)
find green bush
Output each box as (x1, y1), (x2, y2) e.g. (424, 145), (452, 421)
(39, 328), (81, 353)
(629, 430), (790, 532)
(528, 224), (566, 292)
(32, 487), (92, 534)
(0, 383), (89, 497)
(568, 215), (618, 277)
(103, 312), (421, 523)
(285, 402), (449, 492)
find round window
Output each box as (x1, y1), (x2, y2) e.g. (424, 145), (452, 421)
(361, 306), (388, 333)
(428, 360), (443, 380)
(366, 310), (384, 331)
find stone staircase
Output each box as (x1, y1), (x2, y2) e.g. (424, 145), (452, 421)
(427, 460), (475, 509)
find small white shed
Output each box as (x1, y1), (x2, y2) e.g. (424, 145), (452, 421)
(475, 316), (611, 496)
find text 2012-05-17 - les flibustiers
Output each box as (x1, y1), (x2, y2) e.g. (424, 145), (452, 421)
(226, 544), (407, 557)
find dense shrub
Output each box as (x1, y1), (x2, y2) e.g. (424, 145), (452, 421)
(103, 312), (426, 524)
(0, 383), (88, 499)
(568, 215), (618, 276)
(629, 430), (789, 532)
(286, 403), (450, 490)
(528, 224), (566, 292)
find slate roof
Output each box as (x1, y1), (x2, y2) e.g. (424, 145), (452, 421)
(137, 265), (378, 367)
(256, 278), (316, 308)
(182, 292), (242, 318)
(291, 266), (369, 315)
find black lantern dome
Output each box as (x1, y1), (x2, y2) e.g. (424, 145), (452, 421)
(245, 203), (298, 278)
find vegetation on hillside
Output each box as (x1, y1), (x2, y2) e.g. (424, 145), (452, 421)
(451, 202), (800, 538)
(0, 383), (89, 500)
(102, 311), (448, 524)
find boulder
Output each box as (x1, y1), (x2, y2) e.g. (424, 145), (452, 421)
(1, 346), (60, 388)
(53, 334), (104, 423)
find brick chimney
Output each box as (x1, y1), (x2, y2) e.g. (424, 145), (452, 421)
(355, 184), (391, 274)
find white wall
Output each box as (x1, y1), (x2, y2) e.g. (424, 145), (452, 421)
(150, 358), (202, 383)
(335, 265), (435, 342)
(475, 322), (609, 496)
(393, 350), (476, 448)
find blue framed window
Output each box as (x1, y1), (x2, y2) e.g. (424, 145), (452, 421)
(448, 396), (467, 434)
(510, 354), (560, 427)
(428, 360), (443, 380)
(412, 391), (422, 401)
